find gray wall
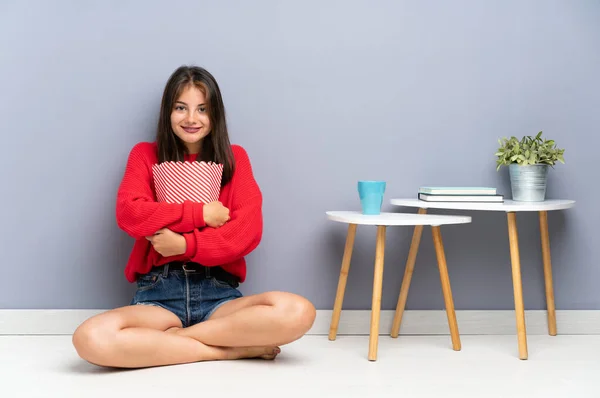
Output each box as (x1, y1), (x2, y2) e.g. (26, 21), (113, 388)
(1, 1), (598, 311)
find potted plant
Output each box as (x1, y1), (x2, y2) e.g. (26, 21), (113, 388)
(495, 131), (565, 202)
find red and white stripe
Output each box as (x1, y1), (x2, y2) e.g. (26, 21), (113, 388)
(152, 161), (223, 204)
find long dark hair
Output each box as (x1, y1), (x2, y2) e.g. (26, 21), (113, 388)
(156, 65), (234, 187)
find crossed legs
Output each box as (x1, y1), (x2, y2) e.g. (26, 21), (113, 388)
(73, 291), (316, 368)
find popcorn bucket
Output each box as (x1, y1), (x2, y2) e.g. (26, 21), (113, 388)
(152, 161), (223, 204)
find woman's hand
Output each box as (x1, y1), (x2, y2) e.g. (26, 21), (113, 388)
(146, 228), (186, 257)
(203, 201), (230, 228)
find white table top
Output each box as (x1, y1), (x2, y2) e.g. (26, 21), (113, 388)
(390, 198), (575, 212)
(326, 211), (471, 226)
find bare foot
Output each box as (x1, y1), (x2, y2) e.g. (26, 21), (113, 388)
(225, 346), (281, 360)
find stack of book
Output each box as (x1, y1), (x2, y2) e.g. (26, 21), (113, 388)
(418, 187), (504, 202)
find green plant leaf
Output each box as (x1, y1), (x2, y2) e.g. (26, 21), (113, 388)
(494, 131), (564, 168)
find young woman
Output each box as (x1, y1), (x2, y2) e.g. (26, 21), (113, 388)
(72, 66), (316, 368)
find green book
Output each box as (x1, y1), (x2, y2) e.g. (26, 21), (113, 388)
(419, 187), (497, 195)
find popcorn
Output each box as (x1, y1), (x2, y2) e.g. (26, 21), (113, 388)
(152, 161), (223, 204)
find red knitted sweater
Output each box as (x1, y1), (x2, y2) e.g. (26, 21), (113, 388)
(116, 142), (262, 283)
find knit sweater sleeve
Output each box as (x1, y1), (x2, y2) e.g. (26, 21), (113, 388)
(116, 143), (206, 239)
(180, 145), (263, 266)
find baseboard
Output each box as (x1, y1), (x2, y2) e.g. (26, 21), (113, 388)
(1, 309), (600, 335)
(310, 310), (600, 336)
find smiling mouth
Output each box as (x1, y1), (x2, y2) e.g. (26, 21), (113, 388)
(182, 126), (201, 134)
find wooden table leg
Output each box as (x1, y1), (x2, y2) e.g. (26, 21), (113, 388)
(329, 224), (357, 341)
(432, 226), (461, 351)
(391, 207), (427, 338)
(539, 211), (557, 336)
(369, 225), (386, 361)
(507, 212), (528, 360)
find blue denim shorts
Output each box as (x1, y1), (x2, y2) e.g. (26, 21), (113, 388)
(130, 263), (243, 327)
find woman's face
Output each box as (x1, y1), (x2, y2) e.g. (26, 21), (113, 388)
(170, 84), (211, 154)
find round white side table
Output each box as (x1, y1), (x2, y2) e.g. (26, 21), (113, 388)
(326, 211), (472, 361)
(389, 199), (575, 360)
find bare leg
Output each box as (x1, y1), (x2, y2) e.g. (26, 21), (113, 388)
(72, 305), (279, 368)
(173, 291), (316, 347)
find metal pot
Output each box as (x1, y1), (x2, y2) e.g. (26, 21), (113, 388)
(509, 163), (549, 202)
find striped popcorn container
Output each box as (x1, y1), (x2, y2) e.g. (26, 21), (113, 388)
(152, 161), (223, 204)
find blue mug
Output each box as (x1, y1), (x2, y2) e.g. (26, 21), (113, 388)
(358, 180), (386, 215)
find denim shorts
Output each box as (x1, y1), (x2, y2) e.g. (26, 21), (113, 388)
(130, 263), (243, 327)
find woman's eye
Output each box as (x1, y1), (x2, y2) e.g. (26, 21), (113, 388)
(175, 106), (186, 111)
(198, 107), (206, 113)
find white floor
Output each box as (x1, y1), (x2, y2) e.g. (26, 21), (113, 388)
(1, 335), (599, 398)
